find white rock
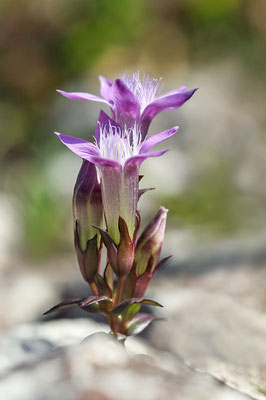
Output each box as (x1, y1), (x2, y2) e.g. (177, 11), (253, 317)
(0, 319), (249, 400)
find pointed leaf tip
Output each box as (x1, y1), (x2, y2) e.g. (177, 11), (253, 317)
(125, 313), (157, 336)
(43, 298), (83, 315)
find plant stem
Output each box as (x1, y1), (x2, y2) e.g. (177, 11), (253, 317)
(114, 276), (126, 307)
(90, 281), (99, 296)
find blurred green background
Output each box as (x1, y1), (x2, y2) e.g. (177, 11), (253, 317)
(0, 0), (265, 264)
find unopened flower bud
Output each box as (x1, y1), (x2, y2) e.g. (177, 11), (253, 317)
(73, 160), (103, 251)
(135, 206), (168, 275)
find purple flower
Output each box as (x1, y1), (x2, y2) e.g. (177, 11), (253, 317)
(55, 110), (178, 243)
(57, 72), (197, 137)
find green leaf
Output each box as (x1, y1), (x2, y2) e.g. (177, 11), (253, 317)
(123, 303), (141, 321)
(79, 295), (109, 307)
(79, 295), (111, 314)
(111, 297), (163, 314)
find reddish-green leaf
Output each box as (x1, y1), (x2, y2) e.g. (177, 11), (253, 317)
(123, 303), (141, 321)
(79, 295), (109, 307)
(43, 298), (83, 315)
(111, 297), (163, 314)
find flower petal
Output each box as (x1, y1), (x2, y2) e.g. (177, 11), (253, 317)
(89, 155), (121, 169)
(57, 89), (110, 105)
(97, 163), (123, 244)
(140, 126), (179, 154)
(125, 150), (169, 169)
(140, 88), (198, 137)
(98, 75), (113, 102)
(110, 79), (140, 127)
(122, 151), (168, 228)
(158, 85), (187, 98)
(54, 132), (99, 161)
(121, 161), (139, 238)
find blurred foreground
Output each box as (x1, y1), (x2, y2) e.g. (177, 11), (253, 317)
(0, 1), (266, 399)
(1, 258), (266, 399)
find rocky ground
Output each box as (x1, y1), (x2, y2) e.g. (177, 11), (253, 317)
(0, 319), (255, 400)
(1, 253), (266, 399)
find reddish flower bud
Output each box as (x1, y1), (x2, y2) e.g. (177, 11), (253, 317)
(73, 160), (103, 285)
(73, 160), (103, 251)
(135, 207), (168, 275)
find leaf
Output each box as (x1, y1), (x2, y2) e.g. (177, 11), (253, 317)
(43, 298), (83, 315)
(111, 297), (163, 314)
(79, 295), (109, 307)
(125, 313), (157, 336)
(79, 292), (112, 313)
(123, 303), (141, 321)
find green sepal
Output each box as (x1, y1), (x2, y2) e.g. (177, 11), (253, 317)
(94, 225), (118, 275)
(104, 263), (113, 291)
(117, 217), (134, 277)
(95, 274), (113, 298)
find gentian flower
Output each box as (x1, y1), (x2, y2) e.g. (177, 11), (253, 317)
(55, 110), (178, 243)
(57, 72), (197, 137)
(46, 72), (198, 337)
